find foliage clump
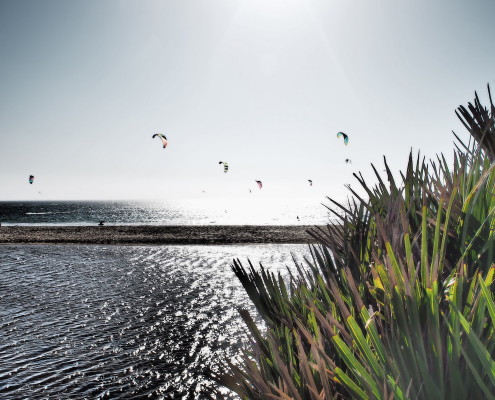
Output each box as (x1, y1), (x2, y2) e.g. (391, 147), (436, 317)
(220, 85), (495, 399)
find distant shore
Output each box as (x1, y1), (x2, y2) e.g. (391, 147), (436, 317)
(0, 225), (323, 245)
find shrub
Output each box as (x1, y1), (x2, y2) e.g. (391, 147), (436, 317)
(219, 85), (495, 399)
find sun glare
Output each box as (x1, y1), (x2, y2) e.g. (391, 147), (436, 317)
(239, 0), (307, 20)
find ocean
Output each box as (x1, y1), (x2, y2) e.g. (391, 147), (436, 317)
(0, 199), (332, 226)
(0, 244), (313, 399)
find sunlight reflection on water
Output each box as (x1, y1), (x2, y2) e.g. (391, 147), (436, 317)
(0, 244), (311, 399)
(0, 198), (332, 226)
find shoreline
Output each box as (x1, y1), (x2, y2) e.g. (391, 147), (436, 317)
(0, 225), (323, 245)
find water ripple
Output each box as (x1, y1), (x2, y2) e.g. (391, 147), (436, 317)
(0, 244), (309, 399)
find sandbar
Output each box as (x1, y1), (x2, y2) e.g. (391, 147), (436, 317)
(0, 225), (322, 245)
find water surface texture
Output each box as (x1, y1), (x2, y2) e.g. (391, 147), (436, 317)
(0, 200), (330, 226)
(0, 244), (310, 399)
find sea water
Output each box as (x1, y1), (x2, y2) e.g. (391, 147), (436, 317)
(0, 199), (332, 226)
(0, 244), (312, 399)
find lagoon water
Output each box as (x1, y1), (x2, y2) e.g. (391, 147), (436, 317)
(0, 244), (311, 399)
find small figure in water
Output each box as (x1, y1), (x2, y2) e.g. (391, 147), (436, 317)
(98, 221), (104, 226)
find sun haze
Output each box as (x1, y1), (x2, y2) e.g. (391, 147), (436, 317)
(1, 0), (494, 201)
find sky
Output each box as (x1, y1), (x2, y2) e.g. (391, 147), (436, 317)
(1, 0), (495, 202)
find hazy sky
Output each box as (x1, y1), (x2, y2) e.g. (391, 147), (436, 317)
(1, 0), (494, 201)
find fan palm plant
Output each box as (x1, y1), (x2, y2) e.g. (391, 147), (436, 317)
(217, 85), (495, 399)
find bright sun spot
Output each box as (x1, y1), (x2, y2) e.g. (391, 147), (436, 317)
(239, 0), (307, 20)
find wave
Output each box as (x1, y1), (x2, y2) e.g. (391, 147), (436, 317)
(25, 212), (72, 215)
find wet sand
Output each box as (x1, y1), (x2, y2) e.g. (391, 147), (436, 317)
(0, 225), (321, 245)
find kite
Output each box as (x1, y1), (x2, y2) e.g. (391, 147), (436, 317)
(337, 131), (349, 145)
(219, 161), (228, 173)
(308, 179), (313, 186)
(345, 159), (352, 164)
(255, 180), (262, 189)
(29, 175), (34, 184)
(152, 133), (168, 148)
